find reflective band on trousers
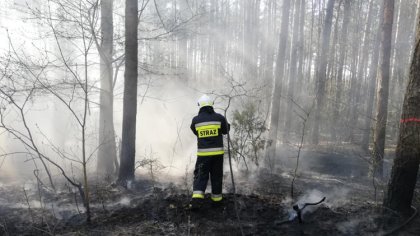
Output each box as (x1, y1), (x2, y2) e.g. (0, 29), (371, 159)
(211, 194), (222, 202)
(197, 147), (224, 156)
(192, 191), (204, 199)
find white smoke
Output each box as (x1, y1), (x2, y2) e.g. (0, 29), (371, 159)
(283, 187), (350, 221)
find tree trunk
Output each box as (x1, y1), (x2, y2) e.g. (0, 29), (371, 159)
(283, 0), (301, 139)
(362, 1), (383, 152)
(97, 0), (117, 179)
(383, 15), (420, 214)
(118, 0), (138, 186)
(372, 0), (394, 178)
(388, 0), (418, 145)
(242, 0), (259, 82)
(296, 0), (305, 97)
(312, 0), (335, 145)
(327, 0), (341, 98)
(348, 0), (374, 144)
(332, 0), (351, 141)
(306, 0), (315, 85)
(263, 0), (275, 97)
(345, 6), (361, 141)
(266, 0), (291, 162)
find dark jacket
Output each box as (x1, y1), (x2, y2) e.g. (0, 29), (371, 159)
(190, 106), (229, 156)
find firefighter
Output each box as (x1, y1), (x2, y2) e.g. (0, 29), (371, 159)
(190, 94), (229, 209)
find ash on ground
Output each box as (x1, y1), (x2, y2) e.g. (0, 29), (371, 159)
(1, 146), (420, 235)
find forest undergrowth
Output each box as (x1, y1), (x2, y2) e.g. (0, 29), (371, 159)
(0, 146), (419, 236)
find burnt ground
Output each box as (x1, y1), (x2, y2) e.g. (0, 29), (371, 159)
(1, 145), (420, 235)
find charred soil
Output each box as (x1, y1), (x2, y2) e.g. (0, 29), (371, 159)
(1, 146), (420, 235)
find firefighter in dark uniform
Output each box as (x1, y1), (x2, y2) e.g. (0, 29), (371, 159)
(190, 95), (229, 208)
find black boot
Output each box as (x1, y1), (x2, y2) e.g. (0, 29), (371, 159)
(211, 199), (224, 208)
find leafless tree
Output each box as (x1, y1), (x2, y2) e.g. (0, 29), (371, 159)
(0, 0), (109, 222)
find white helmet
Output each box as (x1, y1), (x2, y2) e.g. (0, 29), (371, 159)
(197, 94), (214, 108)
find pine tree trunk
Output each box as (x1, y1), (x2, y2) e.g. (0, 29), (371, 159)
(383, 15), (420, 214)
(332, 0), (351, 140)
(118, 0), (138, 186)
(283, 0), (301, 139)
(312, 0), (335, 145)
(297, 0), (305, 91)
(362, 2), (383, 152)
(263, 0), (275, 95)
(266, 0), (291, 162)
(372, 0), (394, 178)
(348, 0), (374, 144)
(307, 0), (315, 85)
(97, 0), (117, 178)
(389, 0), (418, 144)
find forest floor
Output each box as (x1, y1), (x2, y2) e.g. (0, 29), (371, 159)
(1, 144), (420, 235)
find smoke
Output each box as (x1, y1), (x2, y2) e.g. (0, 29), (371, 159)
(0, 63), (243, 186)
(0, 94), (98, 183)
(113, 78), (203, 178)
(336, 218), (367, 235)
(0, 137), (37, 181)
(282, 187), (350, 221)
(0, 151), (17, 181)
(336, 210), (382, 235)
(101, 196), (132, 207)
(297, 188), (350, 209)
(0, 0), (266, 187)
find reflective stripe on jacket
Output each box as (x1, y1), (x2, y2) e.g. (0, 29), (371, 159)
(190, 106), (229, 156)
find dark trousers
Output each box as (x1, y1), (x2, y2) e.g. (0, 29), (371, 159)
(193, 155), (224, 195)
